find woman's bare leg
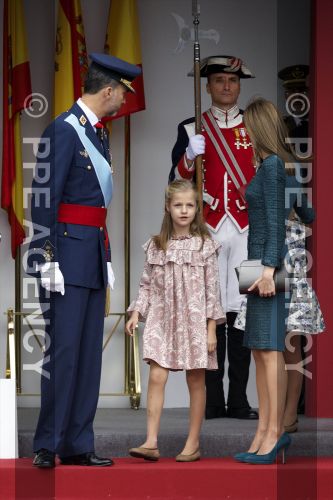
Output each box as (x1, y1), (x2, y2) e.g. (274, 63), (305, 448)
(284, 332), (303, 426)
(257, 350), (288, 455)
(248, 350), (269, 452)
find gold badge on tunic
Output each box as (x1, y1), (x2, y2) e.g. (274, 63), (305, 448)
(79, 115), (87, 126)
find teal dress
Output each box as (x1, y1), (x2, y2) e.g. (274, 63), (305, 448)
(243, 154), (288, 351)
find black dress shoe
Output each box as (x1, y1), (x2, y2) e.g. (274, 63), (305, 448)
(60, 452), (114, 466)
(33, 448), (56, 468)
(226, 407), (259, 420)
(205, 406), (227, 420)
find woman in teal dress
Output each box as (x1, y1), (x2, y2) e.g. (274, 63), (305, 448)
(235, 214), (325, 435)
(234, 98), (306, 464)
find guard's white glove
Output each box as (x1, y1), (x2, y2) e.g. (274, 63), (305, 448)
(185, 134), (205, 161)
(107, 262), (115, 290)
(39, 262), (65, 295)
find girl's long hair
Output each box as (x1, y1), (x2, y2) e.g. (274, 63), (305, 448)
(153, 180), (211, 251)
(243, 97), (297, 174)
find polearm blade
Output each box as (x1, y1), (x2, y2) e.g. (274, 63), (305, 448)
(192, 0), (203, 211)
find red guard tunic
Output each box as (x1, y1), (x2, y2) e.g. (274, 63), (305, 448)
(176, 106), (255, 233)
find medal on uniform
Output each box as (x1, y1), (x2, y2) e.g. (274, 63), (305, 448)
(234, 128), (241, 149)
(42, 240), (55, 262)
(79, 149), (89, 158)
(240, 128), (251, 149)
(234, 127), (251, 150)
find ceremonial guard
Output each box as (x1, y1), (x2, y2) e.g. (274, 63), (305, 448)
(169, 55), (258, 420)
(29, 54), (141, 468)
(278, 64), (310, 415)
(278, 64), (310, 159)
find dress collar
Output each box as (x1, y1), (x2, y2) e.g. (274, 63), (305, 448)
(210, 104), (242, 128)
(170, 234), (193, 240)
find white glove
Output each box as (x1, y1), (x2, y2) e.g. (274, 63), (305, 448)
(185, 134), (205, 161)
(107, 262), (115, 290)
(39, 262), (65, 295)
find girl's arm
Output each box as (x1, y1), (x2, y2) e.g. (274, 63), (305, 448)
(126, 259), (153, 326)
(125, 310), (139, 337)
(207, 319), (217, 353)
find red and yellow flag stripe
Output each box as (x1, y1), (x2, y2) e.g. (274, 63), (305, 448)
(1, 0), (32, 258)
(104, 0), (145, 119)
(54, 0), (88, 117)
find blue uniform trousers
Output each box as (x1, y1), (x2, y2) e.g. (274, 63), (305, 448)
(33, 284), (106, 457)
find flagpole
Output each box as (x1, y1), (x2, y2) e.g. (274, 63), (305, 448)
(192, 0), (203, 212)
(124, 115), (131, 401)
(15, 248), (22, 392)
(105, 0), (143, 409)
(124, 116), (131, 311)
(124, 115), (141, 409)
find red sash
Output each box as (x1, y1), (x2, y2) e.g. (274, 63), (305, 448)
(57, 203), (109, 252)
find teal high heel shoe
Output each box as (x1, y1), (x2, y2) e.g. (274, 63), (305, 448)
(234, 450), (258, 462)
(242, 433), (291, 465)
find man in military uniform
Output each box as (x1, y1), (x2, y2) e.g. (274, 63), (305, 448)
(29, 54), (141, 468)
(278, 64), (310, 153)
(169, 55), (258, 420)
(278, 64), (310, 416)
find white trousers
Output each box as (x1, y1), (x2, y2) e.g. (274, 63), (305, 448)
(212, 217), (248, 313)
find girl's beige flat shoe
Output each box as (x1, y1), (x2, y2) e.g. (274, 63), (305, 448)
(175, 449), (201, 462)
(129, 446), (160, 461)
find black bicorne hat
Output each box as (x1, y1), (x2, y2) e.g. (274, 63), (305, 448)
(188, 55), (255, 79)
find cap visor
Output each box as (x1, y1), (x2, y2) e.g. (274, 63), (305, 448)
(120, 78), (136, 93)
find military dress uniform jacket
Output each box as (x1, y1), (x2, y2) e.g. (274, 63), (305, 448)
(169, 108), (255, 233)
(29, 102), (113, 290)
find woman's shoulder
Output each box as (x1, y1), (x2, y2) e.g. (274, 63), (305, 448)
(262, 154), (286, 178)
(262, 154), (283, 167)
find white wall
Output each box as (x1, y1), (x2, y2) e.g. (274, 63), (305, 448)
(0, 0), (310, 408)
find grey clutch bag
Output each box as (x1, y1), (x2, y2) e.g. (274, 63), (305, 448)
(235, 259), (290, 294)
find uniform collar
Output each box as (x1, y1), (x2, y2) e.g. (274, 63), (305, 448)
(77, 98), (99, 128)
(211, 104), (241, 128)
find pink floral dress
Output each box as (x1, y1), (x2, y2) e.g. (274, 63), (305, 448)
(128, 235), (225, 370)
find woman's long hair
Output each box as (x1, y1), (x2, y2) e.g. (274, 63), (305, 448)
(153, 180), (211, 251)
(243, 97), (296, 174)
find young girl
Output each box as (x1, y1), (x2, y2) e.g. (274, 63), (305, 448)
(125, 179), (225, 462)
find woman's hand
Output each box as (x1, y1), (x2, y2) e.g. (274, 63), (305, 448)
(207, 319), (217, 353)
(248, 266), (276, 297)
(125, 311), (139, 337)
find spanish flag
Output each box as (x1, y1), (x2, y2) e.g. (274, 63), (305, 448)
(104, 0), (145, 119)
(54, 0), (88, 117)
(1, 0), (32, 258)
